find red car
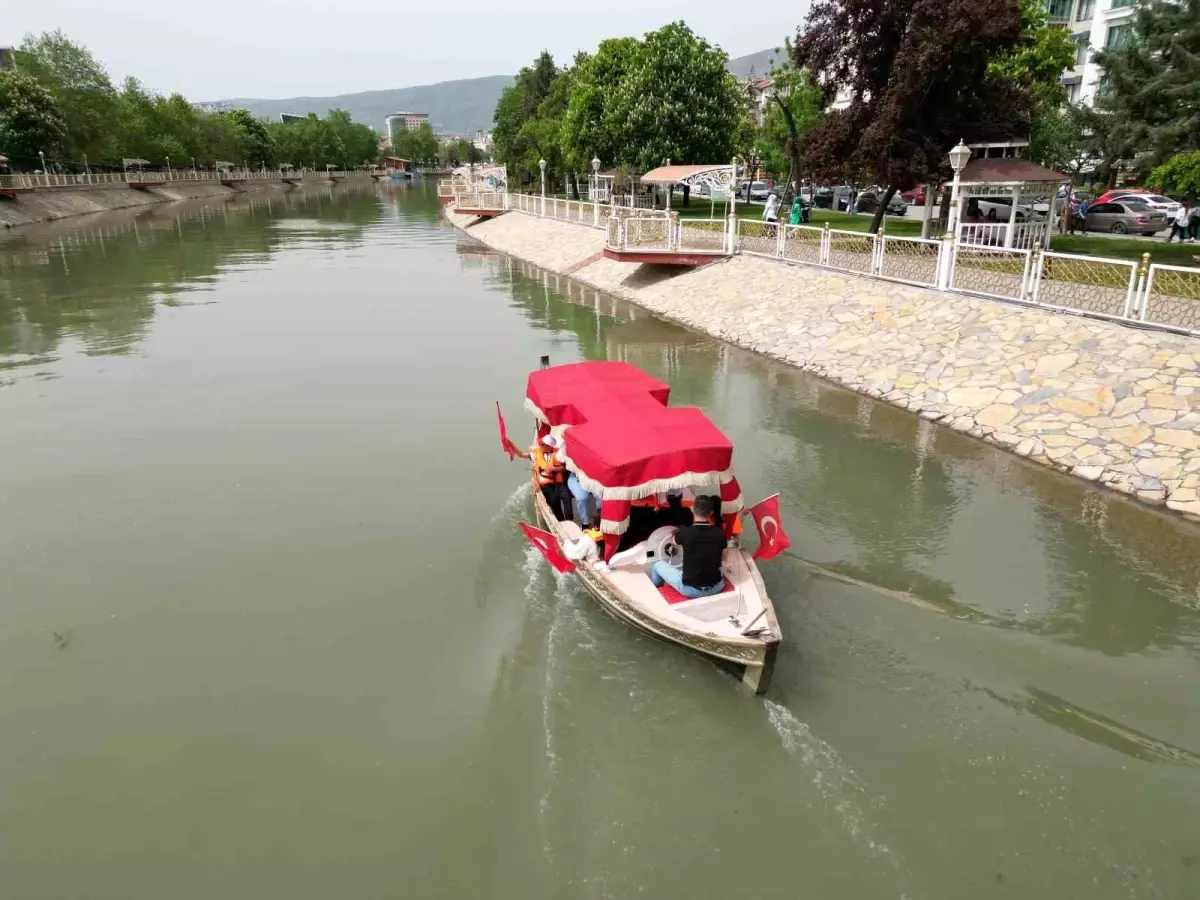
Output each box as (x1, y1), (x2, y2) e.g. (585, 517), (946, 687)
(1093, 188), (1150, 205)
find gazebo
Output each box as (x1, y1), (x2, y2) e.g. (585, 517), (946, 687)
(602, 162), (737, 265)
(943, 144), (1069, 250)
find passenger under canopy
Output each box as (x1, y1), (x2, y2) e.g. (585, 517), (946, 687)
(524, 361), (744, 556)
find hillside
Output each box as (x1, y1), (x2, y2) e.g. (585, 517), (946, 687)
(210, 50), (775, 135)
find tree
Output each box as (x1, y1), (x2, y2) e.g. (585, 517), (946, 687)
(755, 57), (824, 202)
(989, 0), (1077, 107)
(793, 0), (1035, 233)
(1029, 102), (1094, 177)
(1091, 0), (1200, 179)
(0, 69), (68, 168)
(493, 51), (558, 172)
(607, 22), (744, 172)
(560, 38), (641, 173)
(17, 30), (119, 164)
(1147, 151), (1200, 197)
(390, 122), (439, 164)
(226, 108), (276, 168)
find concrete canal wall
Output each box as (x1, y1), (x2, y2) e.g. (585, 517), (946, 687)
(0, 177), (368, 229)
(447, 208), (1200, 522)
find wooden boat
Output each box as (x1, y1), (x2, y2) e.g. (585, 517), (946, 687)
(520, 361), (782, 693)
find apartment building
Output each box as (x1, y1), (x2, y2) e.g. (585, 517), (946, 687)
(1052, 0), (1139, 106)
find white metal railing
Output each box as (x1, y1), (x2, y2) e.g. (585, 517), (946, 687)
(958, 220), (1042, 250)
(1141, 264), (1200, 335)
(1, 169), (361, 189)
(951, 245), (1033, 302)
(477, 189), (1200, 338)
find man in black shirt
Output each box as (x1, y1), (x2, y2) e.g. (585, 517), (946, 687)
(648, 495), (726, 598)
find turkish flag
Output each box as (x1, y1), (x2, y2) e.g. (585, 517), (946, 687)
(519, 522), (576, 573)
(496, 401), (517, 460)
(748, 494), (791, 561)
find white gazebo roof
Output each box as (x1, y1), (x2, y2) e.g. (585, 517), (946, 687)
(640, 164), (734, 191)
(946, 158), (1069, 197)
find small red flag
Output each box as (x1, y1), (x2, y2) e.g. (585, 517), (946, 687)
(496, 401), (517, 460)
(519, 522), (576, 573)
(748, 494), (791, 561)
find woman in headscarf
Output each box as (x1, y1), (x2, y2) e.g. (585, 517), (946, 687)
(762, 192), (780, 224)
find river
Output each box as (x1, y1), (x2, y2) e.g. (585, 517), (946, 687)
(1, 183), (1198, 899)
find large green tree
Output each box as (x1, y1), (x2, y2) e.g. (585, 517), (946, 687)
(1091, 0), (1200, 180)
(793, 0), (1044, 232)
(17, 30), (120, 163)
(493, 51), (557, 171)
(0, 69), (68, 167)
(389, 122), (439, 164)
(560, 38), (641, 173)
(607, 22), (744, 171)
(754, 58), (824, 201)
(226, 108), (277, 167)
(1147, 151), (1200, 197)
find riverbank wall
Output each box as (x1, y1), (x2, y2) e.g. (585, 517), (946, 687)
(447, 207), (1200, 522)
(0, 176), (372, 229)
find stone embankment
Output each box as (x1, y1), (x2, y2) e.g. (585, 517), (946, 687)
(0, 177), (370, 229)
(448, 208), (1200, 521)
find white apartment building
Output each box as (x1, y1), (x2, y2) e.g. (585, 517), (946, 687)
(1054, 0), (1140, 105)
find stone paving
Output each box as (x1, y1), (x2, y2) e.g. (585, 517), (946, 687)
(449, 209), (1200, 521)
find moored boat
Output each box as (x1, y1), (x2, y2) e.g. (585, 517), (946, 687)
(510, 361), (783, 694)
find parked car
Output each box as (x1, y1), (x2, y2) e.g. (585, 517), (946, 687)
(968, 196), (1042, 222)
(854, 189), (908, 216)
(1107, 192), (1182, 219)
(695, 183), (730, 201)
(1031, 190), (1092, 215)
(748, 180), (773, 202)
(1083, 199), (1169, 235)
(1094, 188), (1150, 205)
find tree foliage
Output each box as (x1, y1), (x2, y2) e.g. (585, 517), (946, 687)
(1029, 102), (1094, 176)
(793, 0), (1032, 194)
(560, 38), (641, 173)
(755, 57), (824, 198)
(1091, 0), (1200, 179)
(1147, 151), (1200, 197)
(0, 69), (68, 165)
(604, 22), (744, 171)
(1, 30), (383, 171)
(989, 0), (1077, 106)
(493, 52), (558, 169)
(388, 122), (439, 164)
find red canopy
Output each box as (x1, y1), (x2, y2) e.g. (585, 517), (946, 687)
(524, 362), (738, 502)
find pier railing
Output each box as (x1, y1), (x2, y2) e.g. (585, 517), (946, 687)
(468, 191), (1200, 338)
(0, 169), (363, 189)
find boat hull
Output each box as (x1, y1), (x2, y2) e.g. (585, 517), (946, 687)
(532, 480), (780, 694)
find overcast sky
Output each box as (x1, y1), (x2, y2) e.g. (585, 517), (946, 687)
(6, 1), (808, 100)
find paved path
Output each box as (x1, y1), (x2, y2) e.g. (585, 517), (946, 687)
(449, 209), (1200, 521)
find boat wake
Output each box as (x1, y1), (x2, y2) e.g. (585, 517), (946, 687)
(765, 701), (905, 875)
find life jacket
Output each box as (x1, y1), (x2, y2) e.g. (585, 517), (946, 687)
(532, 445), (562, 486)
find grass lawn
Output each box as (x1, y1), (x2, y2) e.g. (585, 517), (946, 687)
(1048, 234), (1200, 267)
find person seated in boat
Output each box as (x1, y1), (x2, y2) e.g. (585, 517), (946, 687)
(566, 471), (599, 528)
(514, 434), (570, 520)
(648, 495), (726, 599)
(654, 489), (693, 529)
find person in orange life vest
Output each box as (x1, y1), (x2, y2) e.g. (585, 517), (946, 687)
(514, 433), (570, 520)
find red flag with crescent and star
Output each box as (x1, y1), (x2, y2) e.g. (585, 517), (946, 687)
(496, 401), (518, 460)
(519, 522), (576, 573)
(748, 494), (790, 561)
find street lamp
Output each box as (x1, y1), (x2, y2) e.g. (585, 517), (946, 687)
(166, 155), (171, 179)
(539, 158), (546, 197)
(591, 155), (600, 199)
(946, 138), (971, 232)
(38, 150), (45, 173)
(191, 157), (197, 176)
(83, 153), (90, 177)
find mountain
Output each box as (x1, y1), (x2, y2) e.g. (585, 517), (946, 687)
(209, 50), (776, 136)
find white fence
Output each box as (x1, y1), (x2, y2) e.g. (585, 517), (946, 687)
(495, 193), (1200, 338)
(2, 169), (361, 189)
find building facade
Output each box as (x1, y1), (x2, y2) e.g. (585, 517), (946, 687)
(1055, 0), (1139, 106)
(385, 112), (430, 146)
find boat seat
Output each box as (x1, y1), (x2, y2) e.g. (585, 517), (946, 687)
(657, 577), (736, 606)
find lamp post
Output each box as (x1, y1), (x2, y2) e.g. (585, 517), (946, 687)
(937, 139), (972, 291)
(591, 155), (601, 226)
(166, 156), (171, 180)
(539, 157), (546, 217)
(946, 138), (971, 234)
(83, 153), (90, 178)
(38, 150), (45, 175)
(191, 157), (197, 176)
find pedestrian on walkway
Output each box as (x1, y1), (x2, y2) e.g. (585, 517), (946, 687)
(1167, 203), (1191, 242)
(1188, 201), (1200, 242)
(763, 193), (780, 224)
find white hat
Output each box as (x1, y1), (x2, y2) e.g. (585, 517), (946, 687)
(540, 434), (563, 449)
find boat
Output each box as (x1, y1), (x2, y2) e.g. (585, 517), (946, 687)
(518, 361), (782, 694)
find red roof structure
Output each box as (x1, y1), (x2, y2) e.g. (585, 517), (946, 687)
(525, 362), (743, 540)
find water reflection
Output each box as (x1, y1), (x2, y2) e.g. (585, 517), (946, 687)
(472, 245), (1200, 659)
(0, 183), (386, 369)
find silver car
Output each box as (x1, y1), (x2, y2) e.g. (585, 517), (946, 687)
(1083, 200), (1168, 235)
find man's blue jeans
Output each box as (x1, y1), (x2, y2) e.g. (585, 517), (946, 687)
(567, 474), (597, 524)
(649, 561), (724, 598)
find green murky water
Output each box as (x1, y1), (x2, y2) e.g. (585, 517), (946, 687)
(2, 184), (1198, 899)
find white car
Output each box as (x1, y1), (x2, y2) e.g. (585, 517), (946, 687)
(1109, 193), (1182, 219)
(970, 197), (1043, 223)
(748, 181), (772, 202)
